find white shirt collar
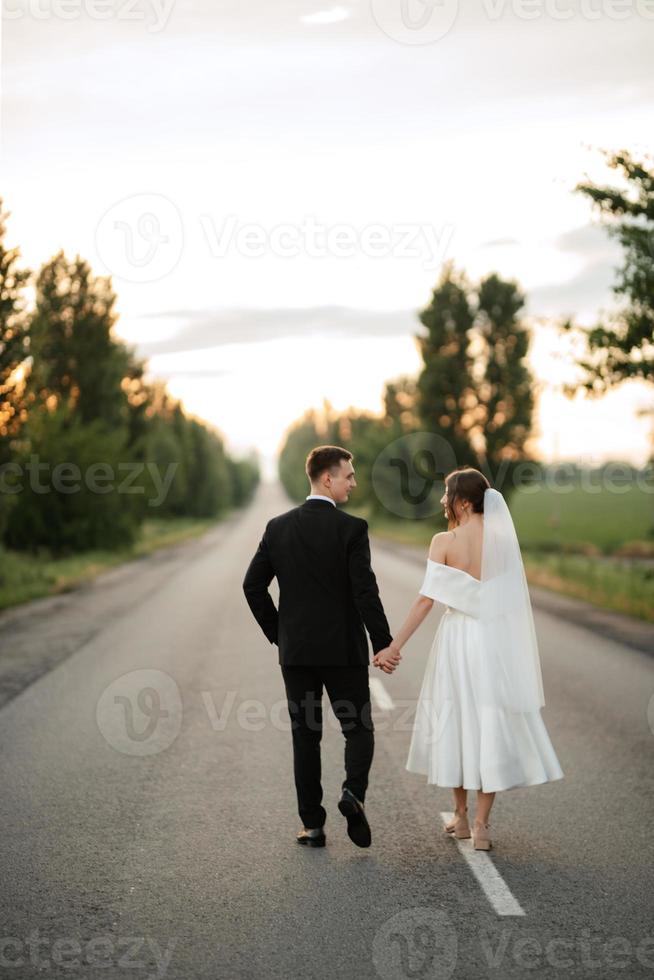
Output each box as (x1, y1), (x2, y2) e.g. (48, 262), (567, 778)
(305, 494), (336, 507)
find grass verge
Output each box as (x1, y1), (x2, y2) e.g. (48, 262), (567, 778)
(0, 516), (220, 613)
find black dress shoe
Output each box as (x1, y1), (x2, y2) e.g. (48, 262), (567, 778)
(296, 827), (326, 847)
(338, 788), (371, 848)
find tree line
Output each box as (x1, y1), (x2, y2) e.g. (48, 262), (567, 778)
(0, 201), (259, 555)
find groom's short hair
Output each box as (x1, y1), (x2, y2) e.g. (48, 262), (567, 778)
(306, 445), (353, 482)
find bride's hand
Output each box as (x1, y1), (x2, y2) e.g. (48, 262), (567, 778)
(372, 646), (402, 673)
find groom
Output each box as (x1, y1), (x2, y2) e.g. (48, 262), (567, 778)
(242, 445), (400, 849)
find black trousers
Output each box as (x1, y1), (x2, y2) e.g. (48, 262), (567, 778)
(280, 664), (375, 830)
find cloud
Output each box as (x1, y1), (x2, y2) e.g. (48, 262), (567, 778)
(553, 223), (619, 259)
(525, 223), (622, 318)
(132, 306), (418, 357)
(300, 6), (352, 25)
(481, 237), (520, 248)
(527, 259), (616, 320)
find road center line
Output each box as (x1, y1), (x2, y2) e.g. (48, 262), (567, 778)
(440, 812), (526, 917)
(369, 677), (395, 711)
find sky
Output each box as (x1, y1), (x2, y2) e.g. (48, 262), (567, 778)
(1, 0), (653, 476)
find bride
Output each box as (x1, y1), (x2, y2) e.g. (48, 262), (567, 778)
(372, 466), (563, 850)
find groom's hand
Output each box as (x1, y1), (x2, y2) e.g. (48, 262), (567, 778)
(372, 645), (401, 674)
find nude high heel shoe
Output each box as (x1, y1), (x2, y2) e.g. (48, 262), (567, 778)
(472, 821), (492, 850)
(444, 810), (471, 839)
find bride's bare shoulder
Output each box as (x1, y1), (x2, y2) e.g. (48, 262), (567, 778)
(428, 530), (454, 562)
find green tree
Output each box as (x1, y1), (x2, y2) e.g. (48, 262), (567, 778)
(475, 273), (534, 487)
(5, 406), (142, 554)
(228, 454), (260, 507)
(383, 375), (419, 432)
(28, 251), (133, 428)
(571, 150), (654, 392)
(185, 419), (230, 518)
(8, 250), (154, 550)
(415, 264), (536, 496)
(145, 413), (190, 517)
(0, 201), (31, 536)
(416, 264), (478, 468)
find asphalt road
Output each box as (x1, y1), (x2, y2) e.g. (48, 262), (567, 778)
(1, 482), (653, 980)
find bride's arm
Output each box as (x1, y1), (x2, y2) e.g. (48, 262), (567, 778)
(373, 532), (449, 664)
(381, 594), (434, 656)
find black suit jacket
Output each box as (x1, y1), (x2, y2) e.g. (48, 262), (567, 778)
(242, 498), (393, 667)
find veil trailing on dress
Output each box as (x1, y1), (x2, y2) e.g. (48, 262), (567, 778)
(479, 488), (545, 713)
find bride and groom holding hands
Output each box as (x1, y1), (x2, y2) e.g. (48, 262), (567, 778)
(243, 445), (563, 851)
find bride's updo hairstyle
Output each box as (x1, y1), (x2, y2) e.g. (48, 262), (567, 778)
(444, 467), (491, 528)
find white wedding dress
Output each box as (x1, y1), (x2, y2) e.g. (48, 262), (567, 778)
(405, 559), (564, 793)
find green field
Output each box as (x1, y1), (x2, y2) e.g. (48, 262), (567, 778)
(509, 483), (654, 556)
(0, 516), (220, 612)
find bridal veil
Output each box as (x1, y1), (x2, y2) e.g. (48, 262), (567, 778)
(480, 487), (545, 713)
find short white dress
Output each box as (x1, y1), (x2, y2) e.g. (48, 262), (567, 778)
(405, 561), (564, 793)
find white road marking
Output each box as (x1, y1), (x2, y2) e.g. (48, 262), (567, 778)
(369, 677), (395, 711)
(440, 812), (526, 917)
